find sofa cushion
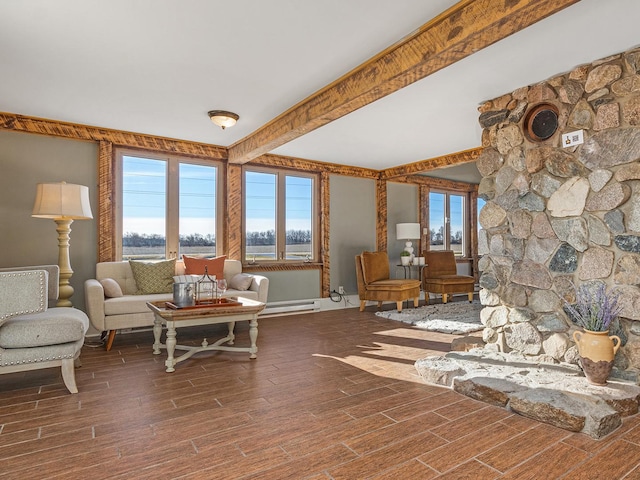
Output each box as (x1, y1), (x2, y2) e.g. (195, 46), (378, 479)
(104, 293), (173, 316)
(367, 279), (421, 291)
(361, 251), (390, 284)
(229, 273), (253, 291)
(0, 308), (88, 349)
(96, 262), (139, 295)
(129, 259), (175, 294)
(173, 274), (199, 284)
(424, 275), (475, 286)
(100, 278), (123, 298)
(0, 338), (84, 366)
(183, 255), (226, 278)
(231, 290), (258, 300)
(103, 290), (259, 316)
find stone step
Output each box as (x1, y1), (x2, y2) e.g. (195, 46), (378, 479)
(509, 388), (621, 439)
(415, 350), (640, 439)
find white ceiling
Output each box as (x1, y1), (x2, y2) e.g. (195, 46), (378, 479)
(1, 0), (639, 176)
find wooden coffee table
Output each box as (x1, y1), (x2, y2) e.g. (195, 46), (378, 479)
(147, 297), (266, 372)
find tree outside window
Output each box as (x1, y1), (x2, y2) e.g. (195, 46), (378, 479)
(244, 169), (316, 263)
(429, 191), (466, 256)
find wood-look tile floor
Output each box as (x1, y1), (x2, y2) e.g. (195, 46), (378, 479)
(2, 304), (640, 479)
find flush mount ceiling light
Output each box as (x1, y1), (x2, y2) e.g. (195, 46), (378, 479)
(208, 110), (239, 130)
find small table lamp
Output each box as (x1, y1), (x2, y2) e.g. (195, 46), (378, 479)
(396, 223), (421, 260)
(32, 182), (93, 307)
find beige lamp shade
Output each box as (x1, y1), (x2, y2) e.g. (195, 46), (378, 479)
(32, 182), (93, 220)
(396, 223), (420, 240)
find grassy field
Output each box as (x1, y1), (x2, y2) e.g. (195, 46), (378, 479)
(124, 244), (311, 261)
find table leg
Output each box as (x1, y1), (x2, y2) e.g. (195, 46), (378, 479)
(249, 317), (258, 359)
(152, 315), (162, 355)
(227, 321), (235, 345)
(165, 322), (177, 373)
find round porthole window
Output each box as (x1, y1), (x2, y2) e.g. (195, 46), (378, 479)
(524, 103), (559, 142)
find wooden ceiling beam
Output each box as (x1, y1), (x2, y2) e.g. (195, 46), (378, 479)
(228, 0), (580, 164)
(390, 174), (478, 193)
(380, 147), (482, 180)
(0, 112), (228, 159)
(252, 154), (379, 179)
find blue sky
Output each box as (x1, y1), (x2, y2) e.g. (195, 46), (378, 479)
(123, 155), (480, 240)
(123, 156), (312, 236)
(428, 192), (464, 239)
(122, 156), (167, 235)
(243, 171), (312, 233)
(122, 156), (216, 236)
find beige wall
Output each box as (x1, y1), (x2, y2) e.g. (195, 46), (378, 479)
(329, 174), (377, 295)
(387, 181), (419, 276)
(235, 175), (379, 301)
(0, 130), (98, 311)
(0, 130), (386, 305)
(254, 269), (322, 303)
(0, 127), (436, 306)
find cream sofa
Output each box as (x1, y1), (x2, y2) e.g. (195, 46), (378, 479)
(84, 259), (268, 350)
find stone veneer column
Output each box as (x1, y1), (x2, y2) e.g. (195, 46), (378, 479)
(477, 46), (640, 374)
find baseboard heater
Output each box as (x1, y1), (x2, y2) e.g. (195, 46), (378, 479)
(261, 298), (321, 316)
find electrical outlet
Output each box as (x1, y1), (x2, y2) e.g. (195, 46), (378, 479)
(338, 286), (345, 295)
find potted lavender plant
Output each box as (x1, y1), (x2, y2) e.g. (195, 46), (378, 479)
(565, 283), (622, 385)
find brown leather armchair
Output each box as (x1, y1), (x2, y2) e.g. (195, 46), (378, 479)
(355, 251), (421, 312)
(422, 250), (474, 304)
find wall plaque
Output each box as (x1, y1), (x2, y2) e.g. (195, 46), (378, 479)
(524, 103), (559, 141)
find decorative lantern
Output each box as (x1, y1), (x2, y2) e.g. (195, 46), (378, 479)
(195, 266), (217, 305)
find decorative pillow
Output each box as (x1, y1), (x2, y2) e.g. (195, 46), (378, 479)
(361, 251), (390, 283)
(229, 273), (253, 291)
(129, 259), (176, 295)
(173, 274), (200, 284)
(100, 278), (123, 298)
(182, 255), (226, 279)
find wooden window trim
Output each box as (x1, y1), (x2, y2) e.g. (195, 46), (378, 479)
(114, 147), (223, 261)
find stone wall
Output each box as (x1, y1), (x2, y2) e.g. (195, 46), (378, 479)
(477, 46), (640, 375)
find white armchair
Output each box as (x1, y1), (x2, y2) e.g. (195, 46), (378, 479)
(0, 265), (89, 394)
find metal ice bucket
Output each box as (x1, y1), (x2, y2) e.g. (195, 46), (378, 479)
(173, 282), (195, 307)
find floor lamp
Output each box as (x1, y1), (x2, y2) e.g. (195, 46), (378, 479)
(32, 182), (93, 307)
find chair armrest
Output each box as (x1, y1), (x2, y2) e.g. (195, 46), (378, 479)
(248, 274), (269, 304)
(84, 279), (107, 332)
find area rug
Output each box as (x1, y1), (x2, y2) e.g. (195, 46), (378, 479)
(375, 300), (483, 334)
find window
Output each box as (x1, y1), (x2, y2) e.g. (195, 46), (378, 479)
(429, 191), (467, 256)
(244, 168), (317, 262)
(117, 150), (221, 260)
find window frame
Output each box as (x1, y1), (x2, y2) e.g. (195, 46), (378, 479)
(115, 148), (223, 261)
(242, 166), (319, 264)
(428, 189), (470, 258)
